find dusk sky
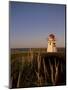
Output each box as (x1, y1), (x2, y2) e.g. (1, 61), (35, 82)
(10, 1), (66, 48)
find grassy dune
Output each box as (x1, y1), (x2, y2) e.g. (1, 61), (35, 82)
(10, 48), (66, 88)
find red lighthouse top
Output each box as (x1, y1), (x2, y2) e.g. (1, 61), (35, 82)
(49, 34), (55, 39)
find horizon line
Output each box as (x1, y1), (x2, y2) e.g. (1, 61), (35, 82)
(10, 47), (65, 49)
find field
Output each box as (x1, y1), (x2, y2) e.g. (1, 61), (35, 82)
(9, 48), (66, 88)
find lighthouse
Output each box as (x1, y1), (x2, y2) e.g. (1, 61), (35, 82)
(47, 34), (57, 52)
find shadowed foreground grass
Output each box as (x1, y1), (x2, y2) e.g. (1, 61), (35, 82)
(10, 51), (66, 88)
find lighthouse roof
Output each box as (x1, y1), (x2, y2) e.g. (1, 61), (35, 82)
(49, 34), (55, 39)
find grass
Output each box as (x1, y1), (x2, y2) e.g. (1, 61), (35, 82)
(10, 49), (66, 88)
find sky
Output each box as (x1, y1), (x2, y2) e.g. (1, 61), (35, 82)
(10, 1), (66, 48)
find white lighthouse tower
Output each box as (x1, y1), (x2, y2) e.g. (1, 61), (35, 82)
(47, 34), (57, 52)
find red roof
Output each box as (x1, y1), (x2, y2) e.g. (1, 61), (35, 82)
(49, 34), (55, 39)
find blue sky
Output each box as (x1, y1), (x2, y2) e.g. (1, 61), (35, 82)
(10, 2), (66, 48)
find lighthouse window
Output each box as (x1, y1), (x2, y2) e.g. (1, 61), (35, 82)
(50, 42), (51, 45)
(53, 43), (56, 47)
